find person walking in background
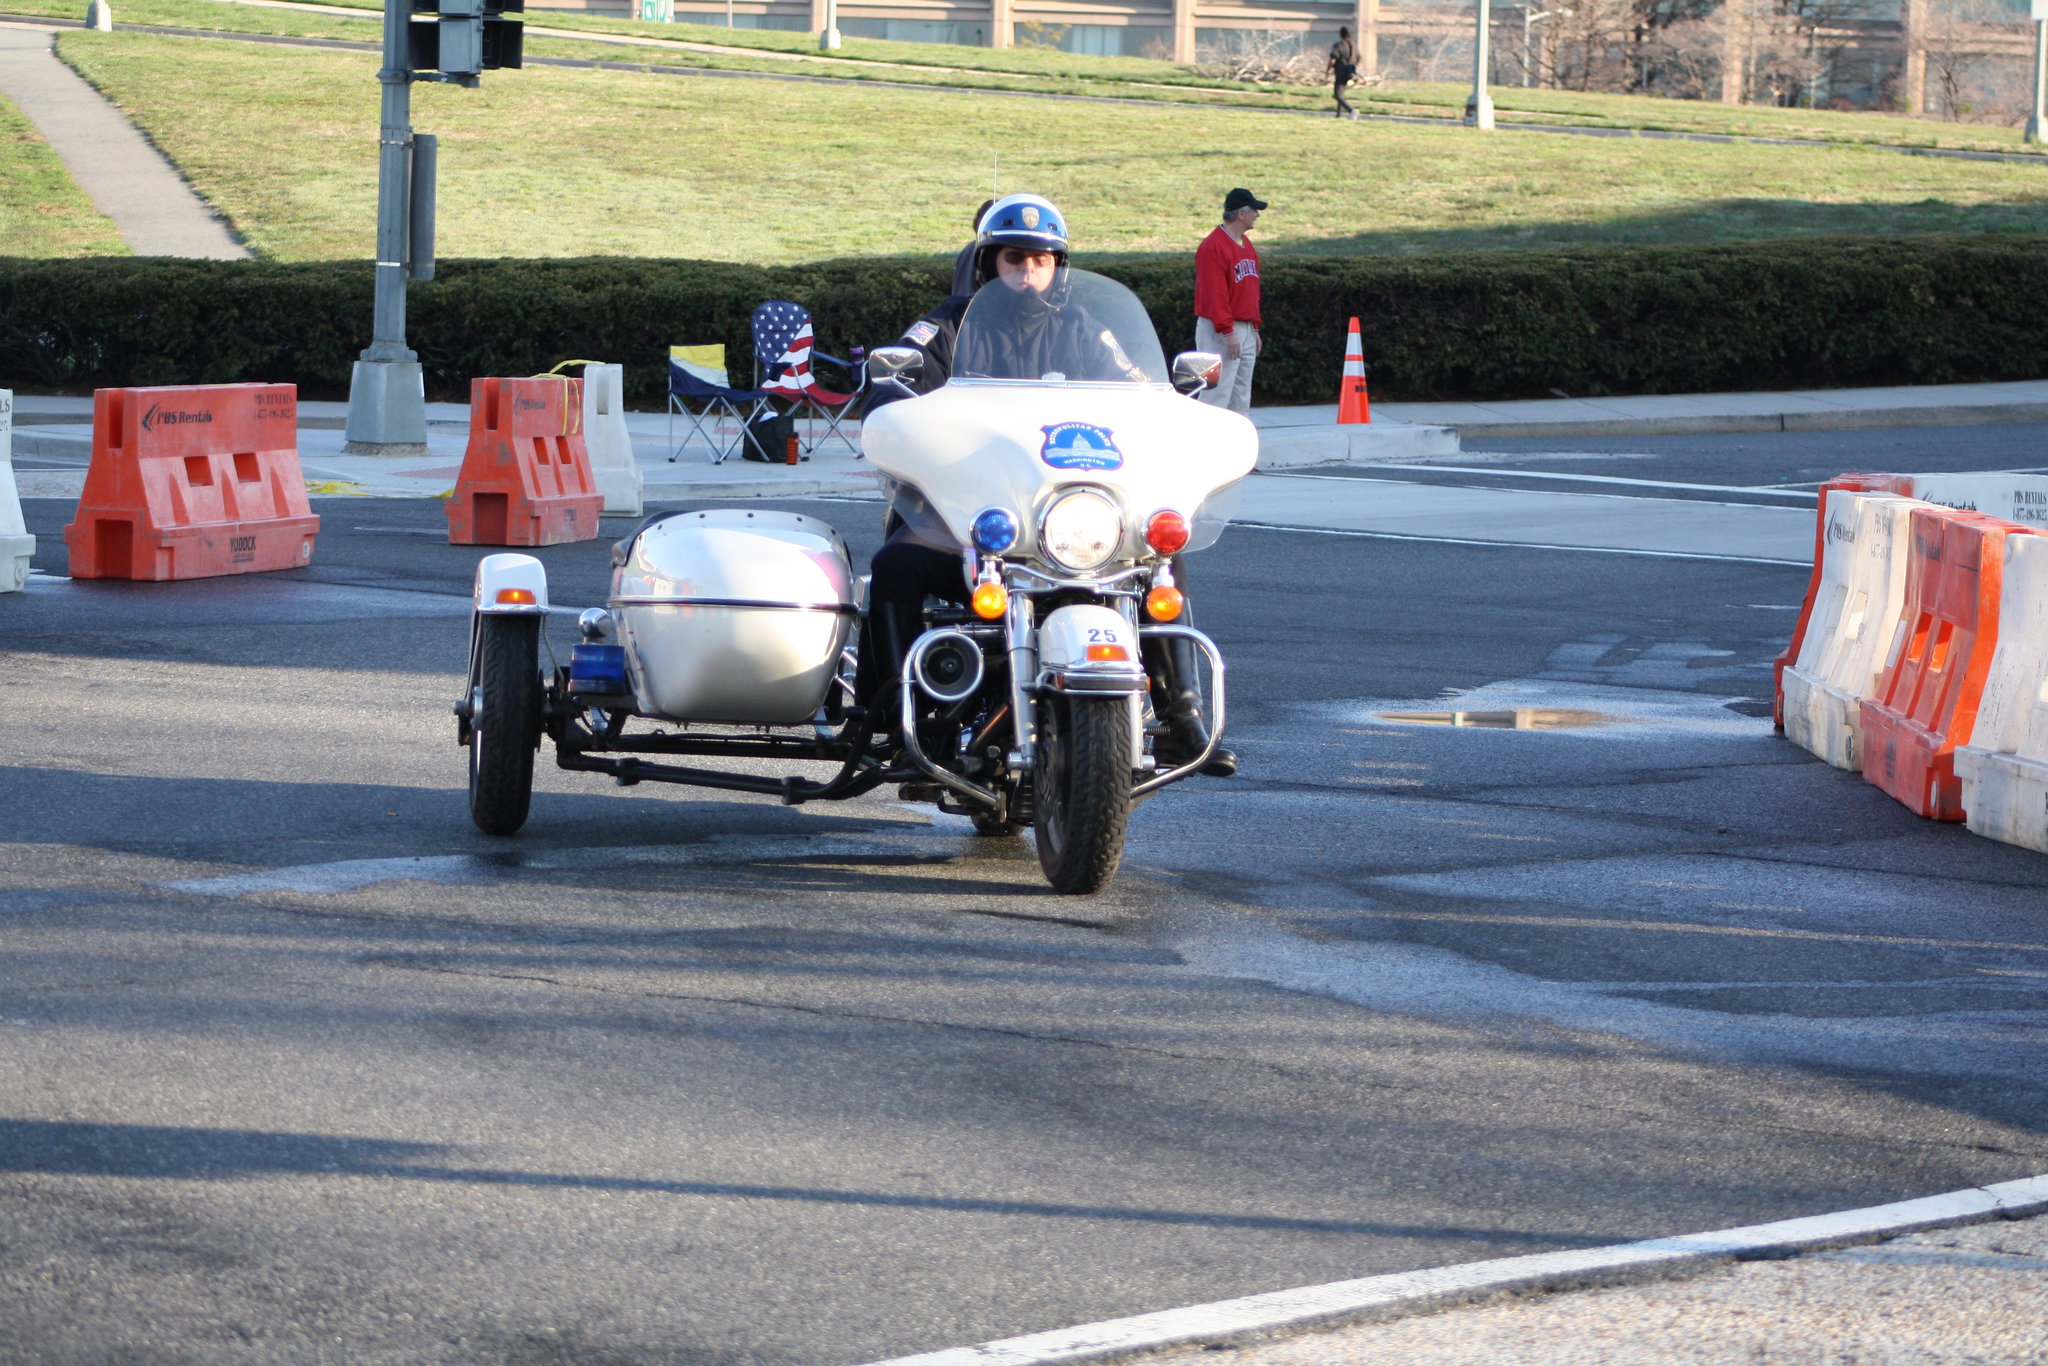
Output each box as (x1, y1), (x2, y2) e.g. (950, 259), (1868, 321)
(1193, 188), (1264, 415)
(1328, 27), (1360, 119)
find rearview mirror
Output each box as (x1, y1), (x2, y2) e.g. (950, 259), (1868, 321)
(869, 346), (924, 387)
(1171, 351), (1223, 397)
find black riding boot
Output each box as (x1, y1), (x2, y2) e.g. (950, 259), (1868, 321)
(1146, 635), (1237, 777)
(854, 597), (923, 742)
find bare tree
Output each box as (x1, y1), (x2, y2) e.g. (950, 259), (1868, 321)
(1014, 21), (1071, 50)
(1194, 28), (1327, 84)
(1696, 0), (1880, 106)
(1652, 10), (1728, 98)
(1921, 0), (2029, 119)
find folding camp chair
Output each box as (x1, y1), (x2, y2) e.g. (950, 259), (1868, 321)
(666, 344), (775, 464)
(751, 300), (866, 456)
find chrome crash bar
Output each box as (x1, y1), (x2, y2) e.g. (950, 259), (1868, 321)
(1131, 625), (1225, 799)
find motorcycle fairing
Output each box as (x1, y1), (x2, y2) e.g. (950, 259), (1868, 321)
(862, 383), (1258, 562)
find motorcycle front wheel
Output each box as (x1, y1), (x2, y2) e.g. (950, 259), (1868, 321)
(1033, 693), (1133, 894)
(469, 614), (542, 837)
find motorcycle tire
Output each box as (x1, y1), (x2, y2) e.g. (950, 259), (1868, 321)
(1032, 694), (1133, 894)
(469, 614), (542, 837)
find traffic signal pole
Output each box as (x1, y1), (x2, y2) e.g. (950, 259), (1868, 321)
(344, 0), (427, 455)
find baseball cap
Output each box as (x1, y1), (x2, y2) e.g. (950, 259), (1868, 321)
(1224, 188), (1268, 213)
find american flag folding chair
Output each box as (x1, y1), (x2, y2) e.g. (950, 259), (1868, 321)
(752, 300), (867, 456)
(666, 344), (775, 464)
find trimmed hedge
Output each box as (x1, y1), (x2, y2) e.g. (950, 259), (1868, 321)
(4, 236), (2046, 407)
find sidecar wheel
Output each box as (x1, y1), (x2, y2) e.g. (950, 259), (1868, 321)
(1033, 694), (1132, 894)
(469, 614), (542, 837)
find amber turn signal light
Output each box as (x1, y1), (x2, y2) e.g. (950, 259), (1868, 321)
(495, 588), (538, 605)
(1145, 585), (1184, 621)
(972, 581), (1009, 619)
(1085, 643), (1130, 662)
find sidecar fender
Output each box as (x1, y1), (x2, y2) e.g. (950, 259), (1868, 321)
(474, 553), (550, 615)
(1036, 604), (1146, 697)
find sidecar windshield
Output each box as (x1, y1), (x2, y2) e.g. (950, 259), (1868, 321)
(952, 269), (1167, 385)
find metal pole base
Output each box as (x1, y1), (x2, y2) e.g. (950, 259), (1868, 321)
(2029, 116), (2043, 145)
(343, 358), (429, 457)
(820, 26), (841, 48)
(1464, 90), (1495, 128)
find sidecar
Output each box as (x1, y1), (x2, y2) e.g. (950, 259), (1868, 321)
(458, 508), (867, 836)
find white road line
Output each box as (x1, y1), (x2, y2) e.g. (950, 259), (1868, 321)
(1229, 521), (1808, 567)
(1235, 475), (1814, 562)
(159, 829), (974, 897)
(1333, 465), (1819, 499)
(857, 1176), (2048, 1366)
(165, 855), (490, 897)
(1270, 472), (1803, 513)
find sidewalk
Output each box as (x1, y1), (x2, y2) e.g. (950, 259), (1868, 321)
(0, 20), (248, 258)
(5, 397), (884, 501)
(11, 379), (2048, 501)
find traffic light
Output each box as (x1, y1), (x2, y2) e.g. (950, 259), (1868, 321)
(409, 0), (521, 80)
(483, 0), (524, 71)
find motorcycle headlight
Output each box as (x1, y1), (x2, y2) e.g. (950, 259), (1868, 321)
(1039, 489), (1124, 574)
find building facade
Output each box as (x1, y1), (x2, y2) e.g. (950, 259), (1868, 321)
(531, 0), (2036, 115)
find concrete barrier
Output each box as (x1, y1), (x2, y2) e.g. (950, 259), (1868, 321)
(1773, 474), (1914, 729)
(1860, 508), (2026, 820)
(581, 363), (643, 518)
(0, 389), (31, 591)
(1955, 533), (2048, 851)
(1902, 473), (2048, 531)
(1781, 490), (1922, 770)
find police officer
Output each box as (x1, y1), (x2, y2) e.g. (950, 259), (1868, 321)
(859, 193), (1235, 777)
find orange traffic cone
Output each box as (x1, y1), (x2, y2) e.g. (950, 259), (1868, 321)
(1336, 317), (1370, 424)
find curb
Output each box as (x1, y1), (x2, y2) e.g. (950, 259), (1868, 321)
(856, 1175), (2048, 1366)
(1255, 420), (1461, 469)
(644, 473), (880, 500)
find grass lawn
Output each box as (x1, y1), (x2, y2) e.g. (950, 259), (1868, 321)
(9, 0), (2048, 154)
(0, 90), (126, 256)
(45, 30), (2048, 263)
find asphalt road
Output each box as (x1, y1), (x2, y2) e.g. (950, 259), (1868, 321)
(1, 426), (2044, 1365)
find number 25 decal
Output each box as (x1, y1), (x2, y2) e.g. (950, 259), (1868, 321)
(1086, 627), (1119, 643)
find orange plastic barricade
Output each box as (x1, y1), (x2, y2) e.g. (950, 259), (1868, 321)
(447, 376), (603, 546)
(1859, 507), (2027, 820)
(62, 383), (319, 581)
(1773, 472), (1913, 728)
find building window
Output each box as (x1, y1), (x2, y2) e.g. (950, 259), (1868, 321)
(1016, 23), (1171, 57)
(677, 10), (809, 29)
(840, 18), (989, 45)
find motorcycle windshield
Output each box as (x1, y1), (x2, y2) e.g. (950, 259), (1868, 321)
(953, 271), (1167, 386)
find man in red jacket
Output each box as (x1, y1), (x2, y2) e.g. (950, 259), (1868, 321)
(1193, 187), (1265, 413)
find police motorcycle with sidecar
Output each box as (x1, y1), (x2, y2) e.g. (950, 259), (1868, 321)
(454, 270), (1257, 894)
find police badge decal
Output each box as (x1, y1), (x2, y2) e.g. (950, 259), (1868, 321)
(1039, 422), (1123, 471)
